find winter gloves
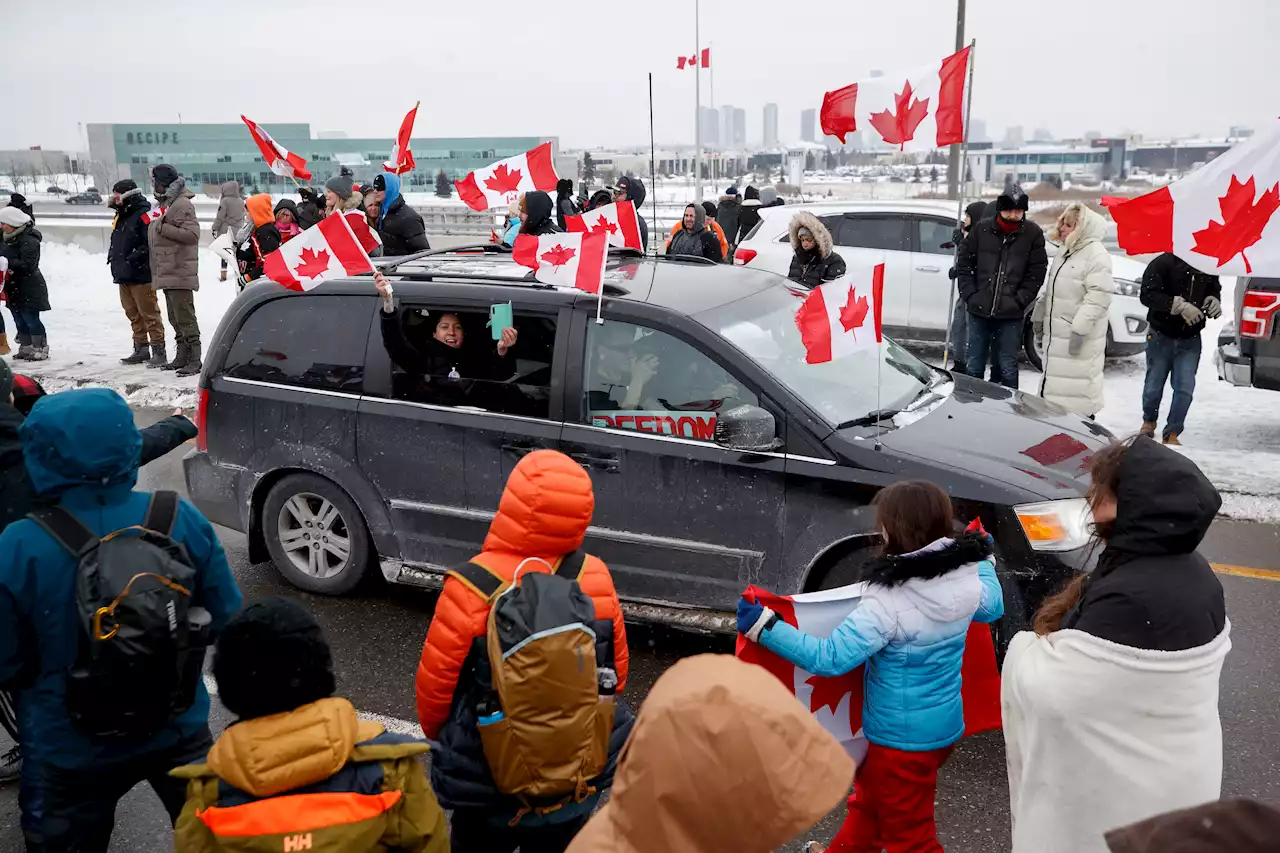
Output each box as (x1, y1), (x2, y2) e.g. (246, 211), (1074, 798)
(1203, 296), (1223, 319)
(1068, 332), (1086, 356)
(737, 598), (778, 642)
(1171, 296), (1204, 326)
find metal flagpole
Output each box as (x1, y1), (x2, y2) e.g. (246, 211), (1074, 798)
(941, 38), (977, 369)
(710, 40), (715, 188)
(694, 0), (703, 203)
(649, 72), (658, 257)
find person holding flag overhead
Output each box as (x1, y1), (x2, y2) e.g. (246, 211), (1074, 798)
(737, 481), (1004, 853)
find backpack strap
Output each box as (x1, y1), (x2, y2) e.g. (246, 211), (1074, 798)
(143, 490), (180, 536)
(554, 549), (588, 581)
(446, 561), (506, 603)
(27, 507), (98, 558)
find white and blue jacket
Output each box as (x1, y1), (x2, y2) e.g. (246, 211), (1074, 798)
(759, 534), (1004, 751)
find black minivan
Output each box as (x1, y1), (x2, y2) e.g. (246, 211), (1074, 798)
(185, 251), (1113, 645)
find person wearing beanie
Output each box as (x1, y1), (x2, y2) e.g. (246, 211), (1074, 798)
(323, 174), (358, 216)
(611, 175), (648, 248)
(737, 184), (762, 244)
(373, 172), (430, 256)
(108, 178), (167, 366)
(173, 597), (449, 853)
(148, 164), (203, 375)
(955, 183), (1047, 389)
(6, 192), (34, 224)
(0, 206), (50, 362)
(715, 185), (742, 253)
(758, 184), (783, 207)
(946, 200), (994, 377)
(210, 180), (245, 282)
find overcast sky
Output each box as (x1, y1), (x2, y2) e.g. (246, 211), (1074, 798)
(4, 0), (1276, 152)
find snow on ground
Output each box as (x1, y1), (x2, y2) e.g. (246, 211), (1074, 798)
(10, 243), (1280, 521)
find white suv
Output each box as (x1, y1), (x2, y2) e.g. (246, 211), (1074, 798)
(733, 200), (1149, 362)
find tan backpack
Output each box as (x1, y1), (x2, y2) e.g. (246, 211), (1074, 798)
(448, 552), (616, 818)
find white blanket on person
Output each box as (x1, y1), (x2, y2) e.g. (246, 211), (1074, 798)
(1001, 622), (1232, 853)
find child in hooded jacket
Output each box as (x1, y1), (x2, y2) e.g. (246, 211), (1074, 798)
(235, 194), (281, 283)
(738, 480), (1004, 853)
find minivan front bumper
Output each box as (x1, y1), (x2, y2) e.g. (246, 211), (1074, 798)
(183, 449), (247, 532)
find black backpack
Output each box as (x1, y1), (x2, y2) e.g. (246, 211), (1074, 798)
(29, 490), (212, 739)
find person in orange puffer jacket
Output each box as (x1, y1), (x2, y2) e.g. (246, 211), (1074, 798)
(414, 448), (632, 853)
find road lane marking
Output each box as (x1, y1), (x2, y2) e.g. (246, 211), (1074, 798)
(1211, 563), (1280, 582)
(203, 675), (425, 739)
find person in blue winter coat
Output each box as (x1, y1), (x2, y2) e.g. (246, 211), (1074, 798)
(738, 480), (1003, 853)
(0, 388), (242, 852)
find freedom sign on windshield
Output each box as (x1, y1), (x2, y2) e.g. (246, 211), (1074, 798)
(590, 411), (717, 441)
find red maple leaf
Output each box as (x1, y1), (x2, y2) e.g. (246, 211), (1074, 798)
(867, 80), (930, 150)
(1190, 175), (1280, 273)
(839, 285), (870, 337)
(590, 215), (618, 236)
(805, 673), (855, 715)
(293, 247), (330, 280)
(540, 244), (576, 270)
(483, 163), (523, 196)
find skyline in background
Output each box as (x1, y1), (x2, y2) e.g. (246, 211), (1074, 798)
(2, 0), (1275, 152)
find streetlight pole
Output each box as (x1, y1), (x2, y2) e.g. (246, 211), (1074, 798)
(945, 0), (966, 200)
(694, 0), (703, 202)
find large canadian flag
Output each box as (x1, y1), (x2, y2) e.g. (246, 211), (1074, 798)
(1102, 118), (1280, 276)
(455, 143), (560, 212)
(263, 212), (374, 292)
(795, 262), (884, 364)
(565, 201), (644, 251)
(241, 115), (312, 181)
(512, 231), (608, 293)
(343, 210), (382, 255)
(820, 47), (970, 151)
(736, 583), (1002, 760)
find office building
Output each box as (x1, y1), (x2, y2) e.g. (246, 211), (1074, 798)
(1002, 125), (1025, 148)
(720, 105), (735, 148)
(699, 107), (720, 146)
(800, 109), (816, 143)
(733, 108), (746, 147)
(763, 103), (779, 147)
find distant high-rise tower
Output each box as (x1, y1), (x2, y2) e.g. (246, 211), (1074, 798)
(1003, 125), (1024, 148)
(801, 109), (816, 143)
(720, 105), (735, 148)
(763, 103), (779, 147)
(1084, 130), (1102, 142)
(733, 108), (746, 146)
(700, 107), (720, 146)
(1032, 127), (1052, 142)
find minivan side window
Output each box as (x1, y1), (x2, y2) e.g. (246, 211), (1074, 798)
(916, 217), (957, 256)
(774, 214), (843, 243)
(223, 295), (368, 393)
(583, 320), (757, 442)
(837, 215), (912, 252)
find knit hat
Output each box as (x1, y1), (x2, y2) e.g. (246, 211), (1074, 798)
(0, 359), (12, 403)
(324, 176), (353, 200)
(997, 184), (1030, 211)
(212, 596), (336, 720)
(112, 179), (138, 195)
(373, 174), (388, 192)
(152, 164), (179, 189)
(724, 186), (739, 196)
(0, 207), (31, 228)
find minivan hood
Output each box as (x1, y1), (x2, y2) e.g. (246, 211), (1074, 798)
(871, 373), (1112, 499)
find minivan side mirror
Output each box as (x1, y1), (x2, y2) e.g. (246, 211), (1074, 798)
(714, 404), (783, 453)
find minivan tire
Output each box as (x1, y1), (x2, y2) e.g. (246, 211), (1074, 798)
(262, 473), (372, 595)
(1023, 317), (1043, 372)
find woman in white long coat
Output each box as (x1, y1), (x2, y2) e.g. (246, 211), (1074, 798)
(1032, 202), (1114, 416)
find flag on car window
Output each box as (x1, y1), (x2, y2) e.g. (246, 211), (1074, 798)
(263, 212), (373, 292)
(565, 201), (644, 251)
(795, 262), (884, 364)
(455, 143), (560, 211)
(820, 46), (970, 150)
(735, 581), (1002, 762)
(383, 102), (419, 175)
(512, 231), (608, 294)
(241, 115), (312, 181)
(1102, 117), (1280, 276)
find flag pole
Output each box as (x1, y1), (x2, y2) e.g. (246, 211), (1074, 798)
(942, 38), (977, 371)
(709, 40), (715, 189)
(694, 0), (703, 204)
(649, 71), (658, 257)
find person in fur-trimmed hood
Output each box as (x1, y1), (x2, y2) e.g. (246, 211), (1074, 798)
(738, 480), (1004, 853)
(787, 212), (847, 288)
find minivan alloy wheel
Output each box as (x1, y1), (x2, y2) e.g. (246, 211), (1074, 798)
(277, 492), (351, 579)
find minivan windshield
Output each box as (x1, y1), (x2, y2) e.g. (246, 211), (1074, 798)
(699, 284), (938, 428)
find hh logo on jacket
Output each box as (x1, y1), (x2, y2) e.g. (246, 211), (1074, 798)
(283, 834), (312, 852)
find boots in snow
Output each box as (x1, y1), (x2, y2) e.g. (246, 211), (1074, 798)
(160, 340), (189, 372)
(0, 333), (9, 356)
(28, 336), (49, 362)
(120, 343), (150, 365)
(1140, 422), (1157, 437)
(1163, 432), (1182, 446)
(175, 342), (202, 377)
(13, 334), (33, 360)
(219, 269), (228, 282)
(145, 342), (167, 368)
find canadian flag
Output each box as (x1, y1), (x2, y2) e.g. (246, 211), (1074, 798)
(383, 102), (419, 175)
(343, 210), (382, 255)
(263, 212), (373, 292)
(241, 115), (312, 181)
(735, 581), (1003, 761)
(795, 262), (884, 364)
(141, 205), (166, 225)
(1102, 118), (1280, 276)
(677, 47), (711, 69)
(564, 201), (644, 251)
(512, 231), (608, 294)
(455, 143), (560, 212)
(820, 46), (970, 151)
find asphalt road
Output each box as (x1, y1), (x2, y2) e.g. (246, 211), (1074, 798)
(1, 411), (1278, 852)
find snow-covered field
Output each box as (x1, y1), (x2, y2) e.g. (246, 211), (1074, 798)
(12, 243), (1280, 522)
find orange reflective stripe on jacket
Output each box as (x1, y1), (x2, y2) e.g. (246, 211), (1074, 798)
(197, 790), (402, 837)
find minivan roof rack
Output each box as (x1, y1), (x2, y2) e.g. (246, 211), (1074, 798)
(375, 243), (510, 274)
(389, 266), (631, 297)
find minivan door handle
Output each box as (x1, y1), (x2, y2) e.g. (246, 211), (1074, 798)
(915, 265), (941, 273)
(569, 451), (621, 473)
(500, 441), (540, 458)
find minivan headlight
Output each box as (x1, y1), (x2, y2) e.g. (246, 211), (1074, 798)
(1115, 279), (1141, 297)
(1014, 498), (1094, 551)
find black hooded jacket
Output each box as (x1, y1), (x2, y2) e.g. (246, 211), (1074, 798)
(520, 191), (560, 236)
(295, 189), (324, 230)
(379, 196), (431, 257)
(0, 227), (49, 312)
(1062, 437), (1226, 651)
(617, 177), (648, 248)
(1140, 252), (1222, 339)
(555, 179), (578, 230)
(107, 189), (153, 285)
(379, 309), (514, 408)
(956, 216), (1048, 320)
